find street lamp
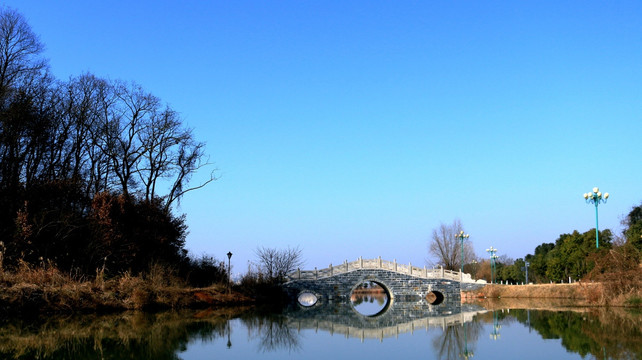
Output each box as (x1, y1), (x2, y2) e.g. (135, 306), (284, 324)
(471, 259), (478, 279)
(486, 246), (497, 284)
(583, 187), (609, 248)
(456, 230), (470, 275)
(227, 251), (233, 294)
(523, 261), (530, 285)
(491, 254), (498, 283)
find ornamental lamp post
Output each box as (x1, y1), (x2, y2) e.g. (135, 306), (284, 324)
(456, 230), (470, 275)
(471, 259), (478, 279)
(227, 251), (233, 294)
(486, 246), (497, 284)
(583, 187), (609, 248)
(491, 254), (499, 283)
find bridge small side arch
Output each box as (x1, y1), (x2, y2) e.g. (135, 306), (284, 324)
(426, 290), (445, 305)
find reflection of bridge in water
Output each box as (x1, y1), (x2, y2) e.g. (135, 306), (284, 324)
(284, 302), (487, 342)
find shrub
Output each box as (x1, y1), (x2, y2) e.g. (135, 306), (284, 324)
(182, 255), (227, 288)
(625, 296), (642, 307)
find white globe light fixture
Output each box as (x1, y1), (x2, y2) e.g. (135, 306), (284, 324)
(584, 187), (609, 248)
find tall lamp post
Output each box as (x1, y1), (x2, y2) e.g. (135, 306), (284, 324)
(491, 254), (498, 283)
(583, 187), (609, 248)
(471, 259), (478, 279)
(486, 246), (497, 284)
(227, 251), (233, 294)
(456, 230), (470, 276)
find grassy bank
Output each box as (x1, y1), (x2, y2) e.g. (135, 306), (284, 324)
(464, 282), (642, 307)
(0, 263), (253, 315)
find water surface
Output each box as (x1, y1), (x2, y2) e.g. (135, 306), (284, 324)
(1, 301), (640, 359)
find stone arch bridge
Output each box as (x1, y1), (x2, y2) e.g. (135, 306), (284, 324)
(283, 257), (486, 305)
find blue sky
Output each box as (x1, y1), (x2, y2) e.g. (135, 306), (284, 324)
(6, 1), (642, 274)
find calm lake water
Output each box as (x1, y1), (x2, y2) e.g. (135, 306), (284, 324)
(1, 300), (640, 359)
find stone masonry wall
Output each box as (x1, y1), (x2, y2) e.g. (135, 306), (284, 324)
(283, 268), (461, 304)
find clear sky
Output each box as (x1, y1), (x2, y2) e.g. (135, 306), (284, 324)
(6, 1), (642, 274)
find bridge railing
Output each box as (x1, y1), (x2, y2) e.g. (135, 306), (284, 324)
(287, 257), (474, 282)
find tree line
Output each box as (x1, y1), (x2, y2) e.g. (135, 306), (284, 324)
(0, 7), (222, 285)
(430, 203), (642, 284)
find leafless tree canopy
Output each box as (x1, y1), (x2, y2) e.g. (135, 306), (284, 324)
(255, 246), (304, 283)
(0, 7), (217, 275)
(0, 7), (215, 214)
(0, 7), (47, 97)
(428, 219), (476, 271)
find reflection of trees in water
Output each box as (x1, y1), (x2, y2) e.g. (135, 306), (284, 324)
(0, 310), (232, 360)
(432, 319), (483, 360)
(351, 294), (387, 306)
(239, 313), (302, 353)
(507, 308), (642, 359)
(351, 282), (388, 308)
(0, 308), (305, 358)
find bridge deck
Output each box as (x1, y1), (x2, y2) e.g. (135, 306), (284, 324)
(287, 257), (474, 283)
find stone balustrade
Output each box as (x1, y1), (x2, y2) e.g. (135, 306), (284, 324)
(287, 256), (477, 283)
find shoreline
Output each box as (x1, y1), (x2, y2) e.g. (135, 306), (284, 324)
(0, 284), (255, 316)
(462, 282), (642, 307)
(0, 268), (255, 316)
(2, 268), (641, 315)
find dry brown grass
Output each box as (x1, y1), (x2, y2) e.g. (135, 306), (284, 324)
(464, 281), (642, 307)
(0, 262), (252, 314)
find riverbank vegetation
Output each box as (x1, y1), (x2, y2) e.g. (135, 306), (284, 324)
(0, 260), (252, 316)
(464, 282), (642, 307)
(453, 201), (642, 307)
(0, 6), (235, 308)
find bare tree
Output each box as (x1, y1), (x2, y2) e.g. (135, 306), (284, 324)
(163, 135), (216, 213)
(107, 81), (158, 198)
(0, 7), (47, 97)
(255, 246), (304, 283)
(428, 219), (475, 271)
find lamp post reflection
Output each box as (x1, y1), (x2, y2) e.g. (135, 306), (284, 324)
(490, 311), (501, 340)
(226, 315), (232, 349)
(460, 322), (474, 359)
